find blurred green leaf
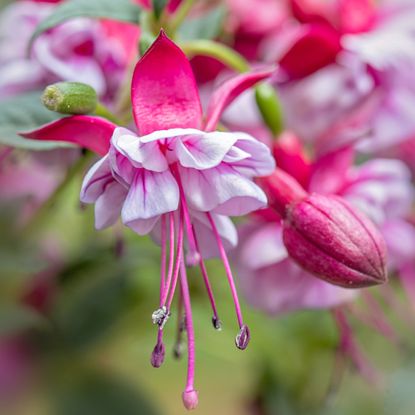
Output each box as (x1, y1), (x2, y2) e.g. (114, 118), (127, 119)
(0, 304), (47, 336)
(178, 6), (226, 41)
(51, 251), (133, 349)
(29, 0), (142, 51)
(53, 369), (160, 415)
(152, 0), (168, 20)
(0, 92), (70, 150)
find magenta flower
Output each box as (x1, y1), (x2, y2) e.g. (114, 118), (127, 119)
(21, 31), (275, 410)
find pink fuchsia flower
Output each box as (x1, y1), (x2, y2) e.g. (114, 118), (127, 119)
(0, 1), (135, 99)
(21, 31), (275, 410)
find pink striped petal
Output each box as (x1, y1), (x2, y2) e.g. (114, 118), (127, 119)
(204, 69), (274, 132)
(19, 116), (116, 156)
(131, 30), (202, 135)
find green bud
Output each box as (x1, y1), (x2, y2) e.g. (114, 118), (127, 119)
(42, 82), (98, 114)
(255, 83), (284, 137)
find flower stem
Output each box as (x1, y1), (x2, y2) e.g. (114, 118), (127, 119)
(169, 0), (196, 34)
(180, 40), (250, 73)
(94, 103), (123, 125)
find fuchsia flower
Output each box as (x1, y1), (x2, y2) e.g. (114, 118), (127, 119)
(21, 31), (275, 410)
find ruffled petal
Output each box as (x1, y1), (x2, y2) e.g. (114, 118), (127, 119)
(121, 169), (179, 235)
(94, 181), (127, 230)
(111, 127), (168, 172)
(176, 131), (237, 170)
(131, 31), (202, 134)
(80, 156), (113, 203)
(179, 164), (268, 215)
(225, 133), (276, 176)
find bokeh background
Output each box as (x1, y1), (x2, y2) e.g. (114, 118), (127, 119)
(1, 0), (415, 414)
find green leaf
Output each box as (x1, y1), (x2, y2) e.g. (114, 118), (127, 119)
(0, 305), (47, 336)
(178, 6), (226, 41)
(152, 0), (168, 20)
(0, 92), (71, 150)
(29, 0), (141, 51)
(53, 369), (160, 415)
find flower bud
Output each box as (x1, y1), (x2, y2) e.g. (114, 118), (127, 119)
(42, 82), (97, 114)
(283, 193), (387, 288)
(260, 169), (307, 217)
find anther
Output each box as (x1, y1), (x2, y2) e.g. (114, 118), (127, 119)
(235, 324), (250, 350)
(150, 341), (165, 368)
(212, 316), (222, 331)
(152, 306), (170, 329)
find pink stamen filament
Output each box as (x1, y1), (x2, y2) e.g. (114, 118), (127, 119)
(159, 215), (167, 305)
(171, 165), (200, 262)
(192, 225), (220, 325)
(179, 257), (196, 394)
(160, 212), (176, 306)
(166, 209), (184, 310)
(207, 212), (244, 328)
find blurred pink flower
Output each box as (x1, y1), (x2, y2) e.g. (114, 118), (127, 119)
(235, 137), (413, 315)
(0, 0), (136, 99)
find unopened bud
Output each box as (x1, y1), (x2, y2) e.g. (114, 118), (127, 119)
(150, 341), (165, 368)
(260, 168), (307, 217)
(283, 193), (387, 288)
(235, 324), (250, 350)
(42, 82), (97, 114)
(182, 389), (199, 410)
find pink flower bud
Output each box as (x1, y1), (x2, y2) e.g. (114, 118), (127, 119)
(283, 193), (387, 288)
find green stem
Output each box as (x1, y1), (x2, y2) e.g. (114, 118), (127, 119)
(94, 103), (123, 125)
(180, 40), (250, 73)
(24, 152), (95, 235)
(169, 0), (195, 34)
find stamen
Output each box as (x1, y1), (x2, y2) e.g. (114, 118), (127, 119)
(151, 332), (165, 368)
(173, 291), (185, 359)
(235, 325), (250, 350)
(171, 165), (200, 266)
(179, 257), (198, 410)
(206, 213), (245, 330)
(152, 306), (170, 329)
(159, 214), (167, 302)
(166, 209), (185, 310)
(160, 212), (176, 306)
(191, 225), (221, 329)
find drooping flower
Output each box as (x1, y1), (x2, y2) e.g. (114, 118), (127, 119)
(20, 31), (275, 410)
